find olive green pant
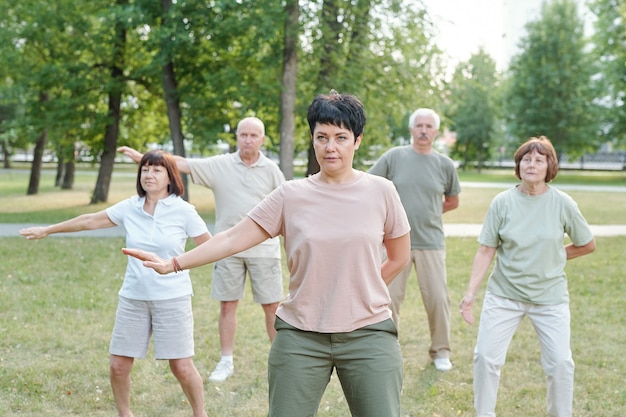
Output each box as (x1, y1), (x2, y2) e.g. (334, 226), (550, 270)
(268, 317), (403, 417)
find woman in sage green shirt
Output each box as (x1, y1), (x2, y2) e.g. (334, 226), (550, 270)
(459, 136), (596, 417)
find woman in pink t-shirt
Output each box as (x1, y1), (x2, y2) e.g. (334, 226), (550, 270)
(125, 92), (411, 417)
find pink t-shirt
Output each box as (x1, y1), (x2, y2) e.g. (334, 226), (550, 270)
(248, 170), (410, 333)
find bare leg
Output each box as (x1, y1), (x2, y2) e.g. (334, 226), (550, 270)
(170, 358), (208, 417)
(218, 300), (239, 355)
(110, 354), (134, 417)
(261, 302), (279, 342)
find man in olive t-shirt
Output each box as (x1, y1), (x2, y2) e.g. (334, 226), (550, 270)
(369, 108), (460, 372)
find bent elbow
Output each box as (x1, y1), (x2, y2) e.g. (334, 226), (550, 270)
(587, 238), (596, 254)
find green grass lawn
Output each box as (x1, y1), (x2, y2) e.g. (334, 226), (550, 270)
(1, 236), (624, 416)
(1, 166), (625, 416)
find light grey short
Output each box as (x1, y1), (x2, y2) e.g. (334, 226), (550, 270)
(211, 256), (284, 304)
(109, 295), (194, 360)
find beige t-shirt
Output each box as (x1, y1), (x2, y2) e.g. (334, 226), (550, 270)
(248, 170), (410, 333)
(188, 151), (284, 258)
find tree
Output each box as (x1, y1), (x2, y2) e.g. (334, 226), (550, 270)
(303, 0), (443, 175)
(2, 0), (444, 193)
(160, 0), (190, 199)
(505, 0), (599, 159)
(589, 0), (626, 147)
(279, 0), (298, 180)
(91, 0), (129, 204)
(447, 49), (500, 171)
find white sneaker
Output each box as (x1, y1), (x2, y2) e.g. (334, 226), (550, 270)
(433, 357), (453, 372)
(209, 359), (234, 382)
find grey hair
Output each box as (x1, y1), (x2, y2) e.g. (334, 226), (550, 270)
(408, 108), (440, 130)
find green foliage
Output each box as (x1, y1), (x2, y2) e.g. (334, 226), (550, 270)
(4, 0), (622, 180)
(505, 0), (599, 158)
(447, 49), (501, 170)
(589, 0), (626, 147)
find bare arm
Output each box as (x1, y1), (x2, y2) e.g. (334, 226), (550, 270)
(459, 244), (497, 324)
(172, 155), (191, 174)
(565, 238), (595, 260)
(116, 146), (191, 174)
(123, 217), (271, 274)
(116, 146), (143, 163)
(191, 232), (212, 246)
(442, 194), (459, 213)
(20, 211), (116, 240)
(381, 233), (410, 285)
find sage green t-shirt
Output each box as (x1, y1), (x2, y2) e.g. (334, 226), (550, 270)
(368, 146), (461, 250)
(479, 186), (594, 305)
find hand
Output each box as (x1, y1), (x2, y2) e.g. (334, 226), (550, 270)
(122, 248), (174, 275)
(116, 146), (143, 163)
(459, 294), (476, 325)
(20, 226), (49, 240)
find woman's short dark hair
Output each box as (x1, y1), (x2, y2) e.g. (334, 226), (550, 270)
(513, 136), (559, 182)
(136, 150), (184, 197)
(306, 91), (366, 141)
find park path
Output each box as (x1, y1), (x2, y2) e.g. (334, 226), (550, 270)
(2, 182), (625, 237)
(2, 223), (626, 238)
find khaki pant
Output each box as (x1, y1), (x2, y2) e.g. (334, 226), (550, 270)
(268, 318), (402, 417)
(473, 292), (574, 417)
(387, 249), (451, 359)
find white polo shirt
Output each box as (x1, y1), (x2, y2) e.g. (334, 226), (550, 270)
(106, 194), (208, 301)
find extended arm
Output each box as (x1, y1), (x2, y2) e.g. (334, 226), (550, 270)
(459, 244), (496, 324)
(19, 211), (116, 240)
(381, 233), (410, 285)
(117, 146), (191, 174)
(123, 217), (271, 274)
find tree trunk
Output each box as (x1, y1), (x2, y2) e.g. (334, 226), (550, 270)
(27, 92), (49, 195)
(306, 0), (343, 176)
(92, 90), (121, 203)
(279, 0), (298, 180)
(91, 1), (126, 204)
(162, 0), (189, 200)
(55, 158), (65, 187)
(1, 140), (10, 169)
(62, 161), (75, 189)
(27, 129), (47, 195)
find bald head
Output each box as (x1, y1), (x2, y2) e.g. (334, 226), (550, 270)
(237, 117), (265, 137)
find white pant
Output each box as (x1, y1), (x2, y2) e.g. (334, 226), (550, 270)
(474, 292), (574, 417)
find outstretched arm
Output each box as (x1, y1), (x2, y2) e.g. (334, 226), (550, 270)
(459, 244), (496, 325)
(20, 211), (116, 240)
(116, 146), (191, 174)
(381, 233), (410, 285)
(123, 217), (271, 274)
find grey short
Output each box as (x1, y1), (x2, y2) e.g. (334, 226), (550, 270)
(211, 256), (284, 304)
(109, 295), (194, 360)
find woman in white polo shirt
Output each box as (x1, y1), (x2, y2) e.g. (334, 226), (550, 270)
(20, 150), (211, 417)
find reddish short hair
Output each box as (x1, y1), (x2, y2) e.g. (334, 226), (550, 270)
(136, 150), (184, 197)
(513, 136), (559, 182)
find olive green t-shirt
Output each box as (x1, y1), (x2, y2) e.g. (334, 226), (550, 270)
(369, 146), (461, 250)
(479, 186), (594, 305)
